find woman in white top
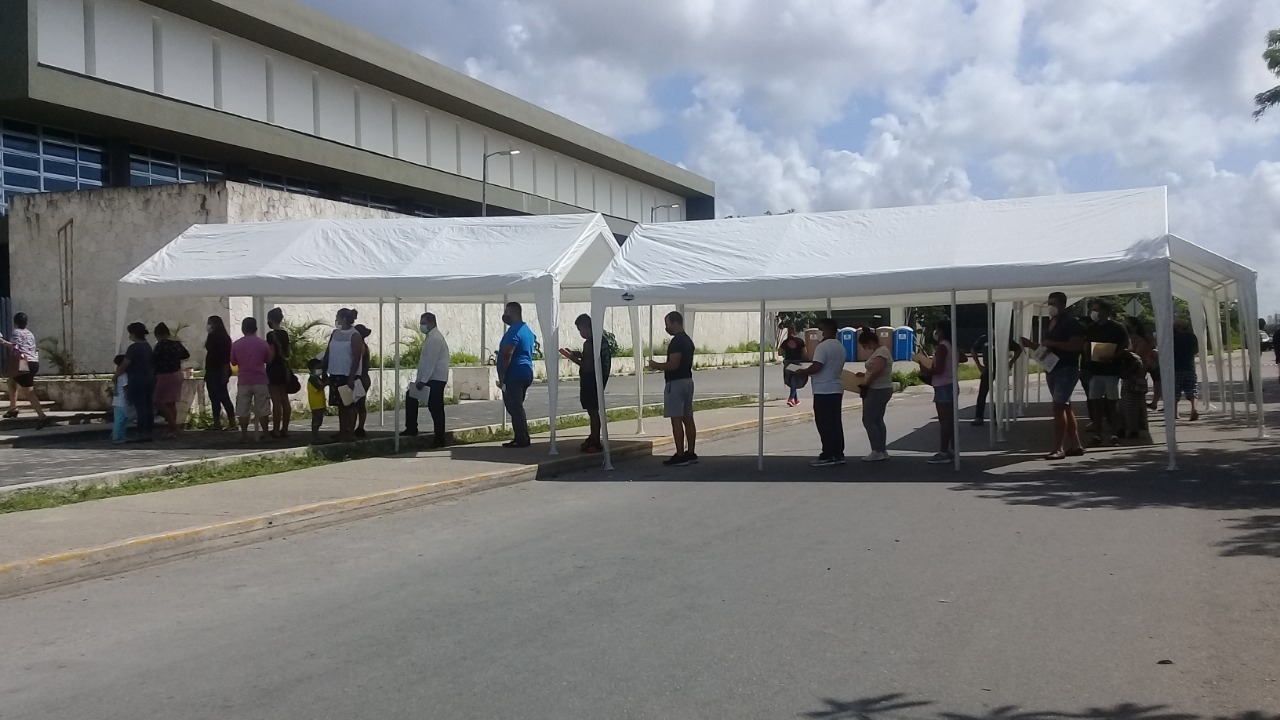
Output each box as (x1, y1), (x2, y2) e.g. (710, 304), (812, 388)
(321, 308), (366, 443)
(856, 328), (894, 462)
(0, 312), (50, 428)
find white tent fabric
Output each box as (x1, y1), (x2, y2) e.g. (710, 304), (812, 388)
(589, 187), (1264, 471)
(117, 213), (636, 455)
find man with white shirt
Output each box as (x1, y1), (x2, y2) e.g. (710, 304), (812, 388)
(792, 318), (847, 467)
(401, 312), (450, 447)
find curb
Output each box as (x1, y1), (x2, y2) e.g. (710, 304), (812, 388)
(0, 403), (823, 599)
(0, 394), (758, 496)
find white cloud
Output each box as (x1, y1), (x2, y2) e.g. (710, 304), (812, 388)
(301, 0), (1280, 309)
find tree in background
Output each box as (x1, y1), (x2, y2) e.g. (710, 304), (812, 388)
(1253, 29), (1280, 119)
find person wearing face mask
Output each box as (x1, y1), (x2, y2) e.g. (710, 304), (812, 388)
(1082, 300), (1130, 446)
(497, 302), (537, 448)
(401, 312), (451, 447)
(321, 308), (366, 443)
(1021, 291), (1087, 460)
(202, 316), (236, 431)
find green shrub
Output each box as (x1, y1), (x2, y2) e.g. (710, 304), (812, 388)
(450, 352), (481, 366)
(280, 320), (329, 372)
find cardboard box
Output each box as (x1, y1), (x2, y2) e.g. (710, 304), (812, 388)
(841, 369), (865, 393)
(1090, 342), (1118, 362)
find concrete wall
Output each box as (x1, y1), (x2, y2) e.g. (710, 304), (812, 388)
(8, 182), (230, 374)
(7, 182), (759, 374)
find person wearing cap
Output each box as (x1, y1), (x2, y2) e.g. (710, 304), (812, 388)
(115, 322), (156, 442)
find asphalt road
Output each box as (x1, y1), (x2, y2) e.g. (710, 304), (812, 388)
(3, 389), (1278, 719)
(0, 366), (782, 488)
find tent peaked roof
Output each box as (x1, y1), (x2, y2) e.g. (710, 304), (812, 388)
(118, 213), (617, 303)
(592, 187), (1249, 310)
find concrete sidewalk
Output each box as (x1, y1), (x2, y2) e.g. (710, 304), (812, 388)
(0, 396), (858, 598)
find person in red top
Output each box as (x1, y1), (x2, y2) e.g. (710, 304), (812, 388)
(230, 317), (274, 443)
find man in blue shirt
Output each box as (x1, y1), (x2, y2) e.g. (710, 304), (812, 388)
(498, 301), (537, 448)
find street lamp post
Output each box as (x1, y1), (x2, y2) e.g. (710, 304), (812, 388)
(650, 203), (680, 223)
(480, 149), (519, 383)
(481, 149), (521, 218)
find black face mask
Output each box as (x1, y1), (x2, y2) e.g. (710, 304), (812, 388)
(501, 314), (513, 326)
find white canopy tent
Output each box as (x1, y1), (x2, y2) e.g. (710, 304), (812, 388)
(117, 213), (646, 453)
(589, 187), (1265, 471)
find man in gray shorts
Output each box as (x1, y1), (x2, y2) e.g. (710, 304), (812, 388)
(648, 311), (697, 466)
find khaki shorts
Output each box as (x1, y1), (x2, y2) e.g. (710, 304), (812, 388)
(663, 378), (695, 418)
(236, 383), (271, 421)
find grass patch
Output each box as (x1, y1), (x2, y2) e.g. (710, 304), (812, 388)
(0, 453), (333, 515)
(723, 341), (775, 354)
(449, 395), (755, 444)
(892, 363), (984, 388)
(1, 395), (757, 515)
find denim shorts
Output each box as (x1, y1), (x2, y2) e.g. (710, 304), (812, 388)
(1047, 366), (1080, 406)
(933, 383), (954, 404)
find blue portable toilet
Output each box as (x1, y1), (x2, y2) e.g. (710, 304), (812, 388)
(893, 326), (915, 361)
(838, 327), (857, 362)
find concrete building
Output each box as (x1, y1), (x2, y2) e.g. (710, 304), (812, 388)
(0, 0), (760, 373)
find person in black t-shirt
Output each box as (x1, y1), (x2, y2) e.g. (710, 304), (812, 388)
(1083, 300), (1130, 445)
(648, 311), (697, 466)
(561, 314), (613, 454)
(779, 322), (807, 407)
(1021, 291), (1086, 460)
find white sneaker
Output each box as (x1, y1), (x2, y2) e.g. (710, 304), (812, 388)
(862, 452), (888, 462)
(926, 452), (954, 465)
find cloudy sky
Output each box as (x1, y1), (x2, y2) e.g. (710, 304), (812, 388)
(300, 0), (1280, 312)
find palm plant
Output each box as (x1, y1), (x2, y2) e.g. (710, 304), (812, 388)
(280, 319), (329, 371)
(1254, 29), (1280, 119)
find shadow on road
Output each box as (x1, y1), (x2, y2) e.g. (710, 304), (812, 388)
(799, 692), (1280, 720)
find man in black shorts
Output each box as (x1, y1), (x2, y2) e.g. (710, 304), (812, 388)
(648, 311), (697, 466)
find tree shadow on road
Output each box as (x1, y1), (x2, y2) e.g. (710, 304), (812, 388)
(798, 692), (1280, 720)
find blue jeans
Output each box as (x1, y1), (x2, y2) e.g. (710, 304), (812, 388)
(503, 377), (532, 445)
(112, 406), (128, 443)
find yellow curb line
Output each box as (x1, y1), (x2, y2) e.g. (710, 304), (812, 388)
(0, 407), (828, 599)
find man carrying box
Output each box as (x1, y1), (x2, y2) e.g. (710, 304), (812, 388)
(791, 318), (847, 467)
(1084, 299), (1130, 446)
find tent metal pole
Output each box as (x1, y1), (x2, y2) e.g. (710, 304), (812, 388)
(758, 300), (767, 472)
(951, 290), (960, 471)
(394, 299), (401, 454)
(826, 299), (832, 319)
(1210, 289), (1227, 418)
(648, 306), (654, 361)
(378, 300), (385, 429)
(480, 303), (487, 366)
(1224, 286), (1237, 419)
(1236, 292), (1252, 423)
(1196, 300), (1212, 414)
(628, 307), (644, 435)
(987, 289), (995, 447)
(1029, 301), (1039, 404)
(593, 301), (612, 471)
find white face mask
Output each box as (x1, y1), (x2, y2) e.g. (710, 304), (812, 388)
(1089, 310), (1100, 322)
(334, 321), (342, 330)
(206, 325), (213, 333)
(932, 331), (941, 341)
(1047, 305), (1060, 317)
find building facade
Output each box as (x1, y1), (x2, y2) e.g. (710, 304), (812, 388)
(0, 0), (741, 373)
